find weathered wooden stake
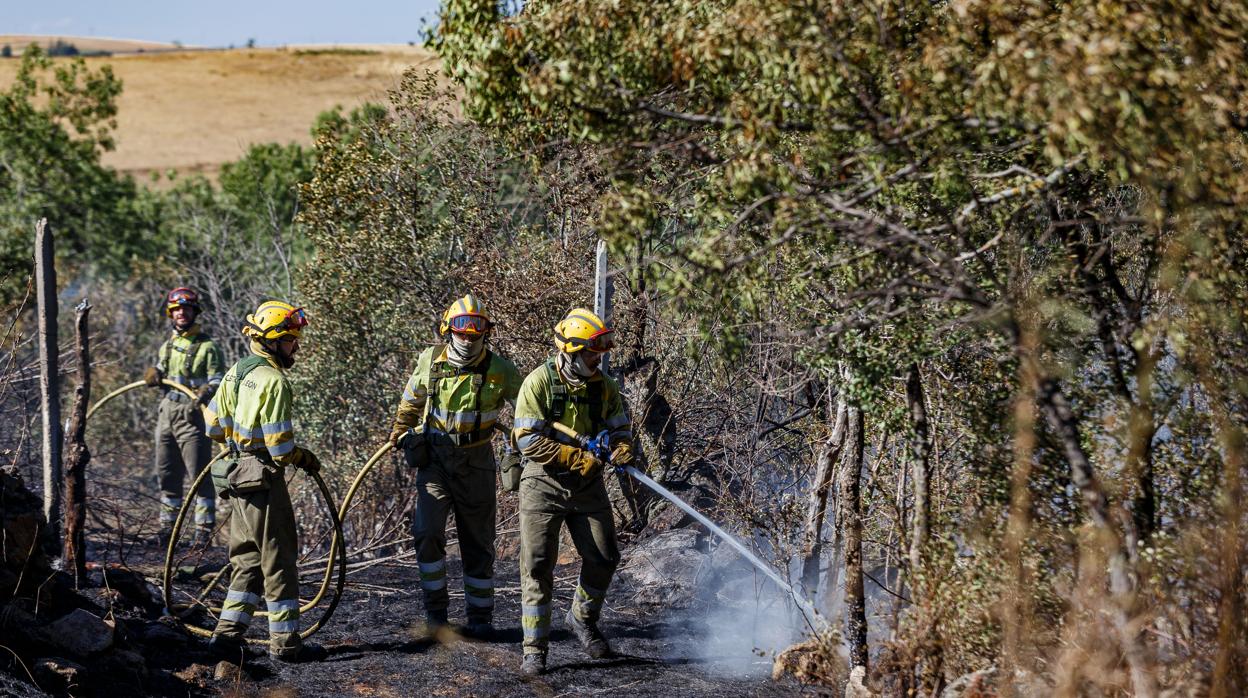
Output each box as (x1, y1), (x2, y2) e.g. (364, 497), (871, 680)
(35, 218), (63, 539)
(63, 299), (92, 585)
(593, 238), (613, 375)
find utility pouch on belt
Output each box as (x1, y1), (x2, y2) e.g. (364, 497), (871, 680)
(210, 456), (239, 499)
(402, 431), (430, 470)
(226, 453), (272, 495)
(499, 452), (522, 493)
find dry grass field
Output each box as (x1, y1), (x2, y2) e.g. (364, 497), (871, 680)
(0, 37), (440, 183)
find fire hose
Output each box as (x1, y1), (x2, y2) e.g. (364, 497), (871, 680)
(546, 421), (822, 627)
(86, 380), (347, 642)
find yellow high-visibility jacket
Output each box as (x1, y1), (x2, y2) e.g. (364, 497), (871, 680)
(393, 345), (521, 448)
(204, 343), (296, 465)
(512, 357), (632, 470)
(156, 324), (225, 396)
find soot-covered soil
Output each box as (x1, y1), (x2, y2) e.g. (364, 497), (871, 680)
(141, 545), (809, 697)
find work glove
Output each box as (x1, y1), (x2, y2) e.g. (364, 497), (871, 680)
(195, 384), (215, 406)
(567, 449), (605, 478)
(610, 442), (634, 468)
(389, 427), (411, 448)
(291, 447), (321, 473)
(143, 366), (164, 388)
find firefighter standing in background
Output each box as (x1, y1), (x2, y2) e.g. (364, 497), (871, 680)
(144, 287), (224, 546)
(512, 308), (634, 676)
(390, 294), (522, 637)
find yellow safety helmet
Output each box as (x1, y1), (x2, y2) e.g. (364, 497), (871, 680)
(242, 300), (308, 341)
(439, 294), (492, 336)
(554, 308), (614, 353)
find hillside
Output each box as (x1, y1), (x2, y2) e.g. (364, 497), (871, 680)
(0, 42), (440, 183)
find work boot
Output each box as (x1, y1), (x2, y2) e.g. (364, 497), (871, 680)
(519, 651), (546, 676)
(425, 608), (448, 629)
(271, 642), (327, 664)
(191, 525), (214, 549)
(462, 619), (494, 640)
(565, 609), (611, 659)
(208, 635), (246, 662)
(154, 525), (176, 550)
(424, 608), (449, 639)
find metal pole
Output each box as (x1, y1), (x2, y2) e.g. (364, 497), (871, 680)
(35, 218), (63, 538)
(593, 238), (613, 375)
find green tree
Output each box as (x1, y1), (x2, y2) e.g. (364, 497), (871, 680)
(0, 46), (149, 304)
(439, 0), (1248, 692)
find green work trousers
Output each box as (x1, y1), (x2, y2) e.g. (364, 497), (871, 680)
(212, 457), (302, 657)
(518, 463), (620, 654)
(154, 397), (215, 527)
(412, 436), (497, 622)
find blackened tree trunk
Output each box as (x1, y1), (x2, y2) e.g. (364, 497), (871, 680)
(63, 299), (92, 586)
(906, 363), (932, 573)
(841, 402), (868, 669)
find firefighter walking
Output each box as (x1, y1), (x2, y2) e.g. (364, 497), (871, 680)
(512, 308), (634, 676)
(144, 287), (225, 546)
(390, 294), (522, 637)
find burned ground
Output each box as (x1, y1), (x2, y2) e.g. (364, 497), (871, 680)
(3, 463), (813, 697)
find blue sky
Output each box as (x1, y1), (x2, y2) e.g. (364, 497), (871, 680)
(5, 0), (444, 47)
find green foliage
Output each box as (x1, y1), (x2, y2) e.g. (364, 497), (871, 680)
(439, 0), (1248, 689)
(0, 45), (152, 305)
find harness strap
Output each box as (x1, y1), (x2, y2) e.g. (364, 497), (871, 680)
(223, 354), (271, 455)
(544, 359), (605, 435)
(427, 349), (493, 447)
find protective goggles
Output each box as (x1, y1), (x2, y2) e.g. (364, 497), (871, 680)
(448, 314), (490, 335)
(166, 288), (198, 310)
(565, 328), (615, 353)
(276, 307), (309, 334)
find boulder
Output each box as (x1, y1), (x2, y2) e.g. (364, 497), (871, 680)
(136, 618), (188, 647)
(40, 609), (114, 657)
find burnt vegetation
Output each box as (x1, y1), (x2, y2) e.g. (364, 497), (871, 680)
(4, 0), (1248, 695)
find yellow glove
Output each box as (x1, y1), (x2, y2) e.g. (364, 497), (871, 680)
(291, 447), (321, 473)
(143, 366), (164, 388)
(610, 442), (634, 467)
(567, 448), (604, 478)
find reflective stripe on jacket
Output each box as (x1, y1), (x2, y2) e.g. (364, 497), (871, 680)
(393, 345), (522, 444)
(512, 357), (632, 469)
(204, 343), (297, 464)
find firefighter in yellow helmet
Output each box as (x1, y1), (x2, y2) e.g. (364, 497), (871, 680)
(390, 294), (522, 637)
(511, 308), (633, 675)
(204, 300), (326, 663)
(143, 287), (225, 546)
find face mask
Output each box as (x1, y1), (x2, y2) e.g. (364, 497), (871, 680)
(557, 351), (596, 388)
(448, 333), (485, 367)
(570, 352), (598, 378)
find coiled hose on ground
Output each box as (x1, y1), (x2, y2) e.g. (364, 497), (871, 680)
(86, 379), (351, 642)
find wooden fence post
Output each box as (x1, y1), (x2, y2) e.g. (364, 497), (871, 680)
(63, 299), (92, 585)
(35, 218), (63, 540)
